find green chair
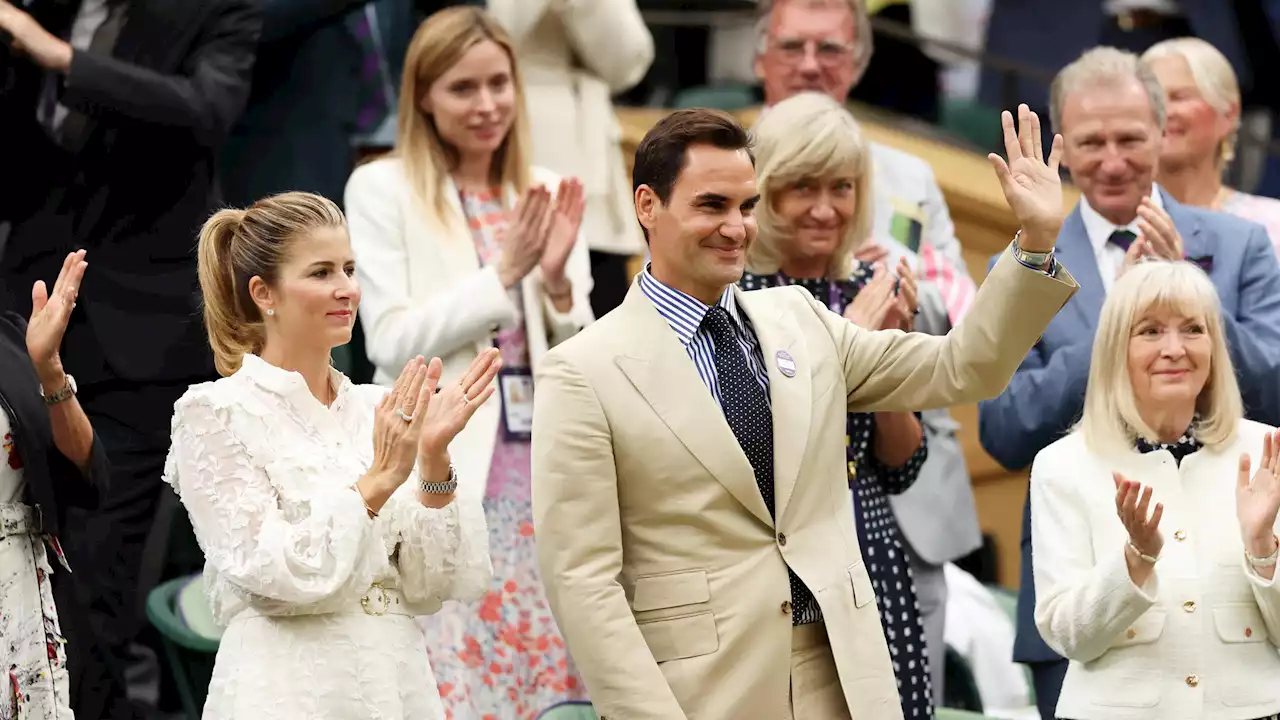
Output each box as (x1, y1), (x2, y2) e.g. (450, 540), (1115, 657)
(535, 701), (598, 719)
(672, 84), (757, 111)
(146, 574), (220, 719)
(944, 643), (985, 713)
(986, 583), (1036, 706)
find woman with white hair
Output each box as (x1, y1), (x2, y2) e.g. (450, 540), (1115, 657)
(1143, 38), (1280, 253)
(1031, 259), (1280, 719)
(738, 90), (933, 719)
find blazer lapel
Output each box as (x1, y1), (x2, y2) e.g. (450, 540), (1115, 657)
(736, 287), (811, 524)
(1056, 206), (1106, 329)
(614, 285), (774, 527)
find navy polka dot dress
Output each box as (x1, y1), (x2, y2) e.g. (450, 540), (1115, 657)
(741, 264), (934, 719)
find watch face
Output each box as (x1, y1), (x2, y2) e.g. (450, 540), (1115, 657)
(67, 375), (77, 393)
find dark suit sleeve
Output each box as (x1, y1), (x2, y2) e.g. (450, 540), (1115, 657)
(977, 255), (1093, 471)
(46, 427), (111, 511)
(58, 0), (261, 147)
(1221, 227), (1280, 426)
(255, 0), (371, 43)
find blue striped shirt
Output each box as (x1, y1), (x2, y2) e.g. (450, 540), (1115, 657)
(637, 267), (770, 404)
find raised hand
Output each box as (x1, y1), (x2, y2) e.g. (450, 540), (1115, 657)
(539, 177), (585, 295)
(1135, 196), (1185, 261)
(417, 348), (502, 458)
(1236, 429), (1280, 555)
(1114, 472), (1164, 560)
(369, 357), (433, 485)
(988, 104), (1065, 251)
(26, 250), (87, 382)
(497, 187), (552, 289)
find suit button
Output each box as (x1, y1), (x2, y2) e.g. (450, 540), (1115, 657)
(781, 600), (792, 615)
(1175, 529), (1187, 541)
(1125, 628), (1136, 639)
(777, 533), (787, 547)
(1245, 627), (1254, 638)
(1183, 600), (1197, 613)
(1186, 674), (1199, 687)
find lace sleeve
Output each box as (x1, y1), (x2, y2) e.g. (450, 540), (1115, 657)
(390, 476), (492, 611)
(164, 394), (380, 606)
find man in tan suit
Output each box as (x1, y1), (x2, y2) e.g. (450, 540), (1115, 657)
(531, 105), (1076, 720)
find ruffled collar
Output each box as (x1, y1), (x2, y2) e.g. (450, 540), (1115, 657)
(238, 354), (352, 409)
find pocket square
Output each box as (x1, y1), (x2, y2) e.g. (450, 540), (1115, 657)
(1185, 254), (1213, 272)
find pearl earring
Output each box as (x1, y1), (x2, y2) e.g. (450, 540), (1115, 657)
(265, 308), (275, 317)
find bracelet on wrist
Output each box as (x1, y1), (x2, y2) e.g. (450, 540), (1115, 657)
(1127, 540), (1160, 564)
(1246, 534), (1280, 568)
(352, 484), (378, 519)
(419, 464), (459, 496)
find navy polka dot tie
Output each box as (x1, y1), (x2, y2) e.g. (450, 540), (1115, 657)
(703, 306), (819, 624)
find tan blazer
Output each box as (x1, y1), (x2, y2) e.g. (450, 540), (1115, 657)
(344, 157), (594, 498)
(531, 251), (1078, 719)
(487, 0), (653, 256)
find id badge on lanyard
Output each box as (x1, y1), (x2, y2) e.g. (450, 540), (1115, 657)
(498, 365), (534, 442)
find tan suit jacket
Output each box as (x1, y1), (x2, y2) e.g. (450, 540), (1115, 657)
(531, 250), (1078, 719)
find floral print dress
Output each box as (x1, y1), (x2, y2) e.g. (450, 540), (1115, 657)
(419, 188), (587, 719)
(740, 262), (934, 719)
(0, 408), (72, 720)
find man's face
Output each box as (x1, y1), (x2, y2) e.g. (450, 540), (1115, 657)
(636, 145), (760, 304)
(1059, 78), (1162, 225)
(754, 0), (859, 107)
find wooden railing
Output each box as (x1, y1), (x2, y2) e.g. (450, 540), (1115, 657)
(618, 106), (1080, 586)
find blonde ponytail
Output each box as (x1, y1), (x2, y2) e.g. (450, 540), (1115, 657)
(195, 192), (346, 377)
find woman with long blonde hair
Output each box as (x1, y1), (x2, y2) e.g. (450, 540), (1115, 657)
(343, 7), (594, 717)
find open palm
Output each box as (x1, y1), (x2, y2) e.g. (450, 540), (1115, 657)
(26, 250), (86, 373)
(1237, 429), (1280, 544)
(988, 105), (1065, 240)
(539, 177), (585, 282)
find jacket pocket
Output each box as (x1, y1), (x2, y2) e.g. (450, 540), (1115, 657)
(1213, 603), (1268, 644)
(631, 569), (711, 612)
(638, 610), (720, 663)
(849, 561), (876, 609)
(1111, 611), (1166, 648)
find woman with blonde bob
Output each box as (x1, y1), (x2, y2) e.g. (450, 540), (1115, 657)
(1142, 38), (1280, 252)
(167, 192), (501, 718)
(343, 7), (594, 717)
(738, 90), (934, 718)
(1030, 259), (1280, 719)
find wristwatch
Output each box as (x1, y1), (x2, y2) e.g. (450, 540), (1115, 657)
(420, 464), (459, 495)
(41, 374), (77, 406)
(1011, 231), (1055, 270)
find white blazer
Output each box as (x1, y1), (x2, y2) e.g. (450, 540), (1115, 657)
(1031, 420), (1280, 720)
(344, 157), (594, 497)
(487, 0), (653, 257)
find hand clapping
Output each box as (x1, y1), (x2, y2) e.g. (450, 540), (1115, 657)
(1236, 429), (1280, 558)
(844, 258), (917, 331)
(987, 104), (1065, 252)
(26, 250), (86, 384)
(496, 178), (585, 292)
(1113, 472), (1164, 561)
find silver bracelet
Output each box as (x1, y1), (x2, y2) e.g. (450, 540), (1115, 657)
(1246, 535), (1279, 568)
(1127, 540), (1160, 564)
(419, 464), (458, 495)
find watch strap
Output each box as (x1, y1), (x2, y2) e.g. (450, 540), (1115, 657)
(43, 376), (76, 406)
(420, 464), (459, 495)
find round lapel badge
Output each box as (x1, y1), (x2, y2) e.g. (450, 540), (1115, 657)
(775, 350), (797, 378)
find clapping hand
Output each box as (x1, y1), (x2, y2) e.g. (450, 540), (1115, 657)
(539, 178), (585, 295)
(987, 104), (1065, 252)
(497, 187), (552, 289)
(416, 348), (502, 459)
(1114, 472), (1164, 561)
(881, 258), (918, 332)
(1236, 429), (1280, 558)
(26, 250), (86, 386)
(1135, 197), (1185, 261)
(844, 263), (895, 329)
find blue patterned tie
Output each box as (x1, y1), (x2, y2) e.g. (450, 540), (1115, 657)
(348, 6), (393, 133)
(702, 306), (820, 625)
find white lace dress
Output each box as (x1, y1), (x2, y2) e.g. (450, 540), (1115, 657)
(163, 354), (492, 719)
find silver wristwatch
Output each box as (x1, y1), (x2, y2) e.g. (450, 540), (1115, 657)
(41, 374), (77, 406)
(420, 464), (459, 495)
(1011, 231), (1055, 269)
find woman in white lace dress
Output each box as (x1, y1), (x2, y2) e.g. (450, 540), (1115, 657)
(164, 192), (500, 719)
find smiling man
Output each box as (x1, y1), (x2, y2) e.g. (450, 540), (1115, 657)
(977, 46), (1280, 720)
(531, 106), (1078, 719)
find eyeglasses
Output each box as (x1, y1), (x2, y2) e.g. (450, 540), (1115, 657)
(770, 37), (854, 66)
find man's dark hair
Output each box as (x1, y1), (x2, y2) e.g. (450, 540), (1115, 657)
(632, 108), (754, 205)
